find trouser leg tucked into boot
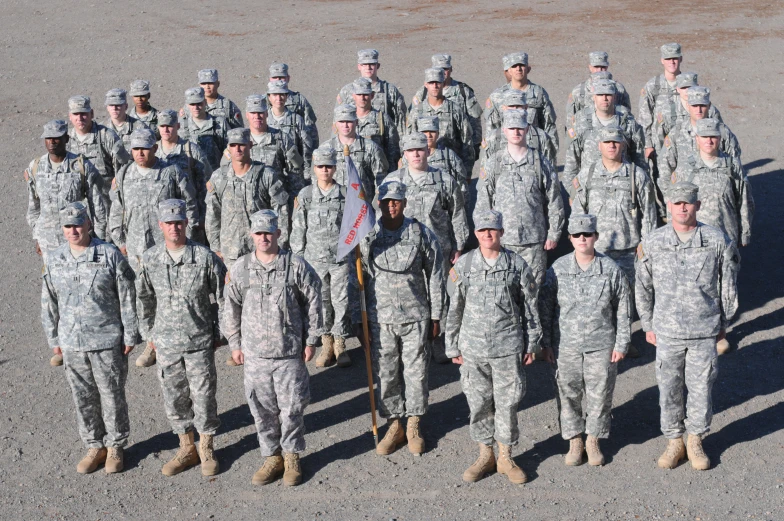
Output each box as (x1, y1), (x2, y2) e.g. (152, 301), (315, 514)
(162, 432), (200, 476)
(497, 442), (527, 484)
(462, 443), (495, 482)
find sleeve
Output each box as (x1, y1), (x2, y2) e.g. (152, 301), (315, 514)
(114, 252), (140, 346)
(282, 142), (307, 193)
(457, 111), (475, 167)
(229, 101), (244, 129)
(290, 190), (307, 255)
(85, 163), (108, 240)
(481, 96), (499, 137)
(368, 141), (389, 195)
(174, 165), (199, 235)
(422, 227), (445, 321)
(618, 85), (632, 112)
(562, 128), (583, 190)
(384, 113), (401, 170)
(629, 119), (649, 172)
(299, 260), (324, 346)
(106, 129), (131, 175)
(192, 143), (214, 222)
(208, 252), (227, 342)
(474, 156), (496, 213)
(570, 167), (590, 214)
(108, 174), (126, 249)
(263, 168), (291, 247)
(448, 177), (468, 252)
(541, 89), (559, 153)
(444, 261), (467, 358)
(635, 240), (655, 332)
(223, 260), (245, 351)
(542, 156), (565, 243)
(135, 259), (157, 342)
(538, 266), (557, 351)
(205, 173), (222, 252)
(637, 166), (658, 240)
(719, 239), (741, 327)
(519, 260), (542, 353)
(657, 134), (678, 182)
(637, 81), (656, 149)
(296, 117), (314, 169)
(723, 126), (742, 161)
(302, 99), (320, 147)
(24, 160), (40, 234)
(611, 267), (632, 354)
(449, 149), (468, 188)
(733, 158), (754, 246)
(40, 266), (60, 349)
(393, 86), (408, 136)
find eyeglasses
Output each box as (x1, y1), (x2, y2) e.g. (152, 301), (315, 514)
(570, 232), (595, 238)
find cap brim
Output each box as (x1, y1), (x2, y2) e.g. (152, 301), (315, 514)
(160, 216), (187, 223)
(69, 108), (91, 113)
(41, 132), (67, 139)
(250, 226), (278, 234)
(61, 217), (87, 226)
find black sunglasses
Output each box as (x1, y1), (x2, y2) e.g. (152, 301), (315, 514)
(570, 232), (595, 238)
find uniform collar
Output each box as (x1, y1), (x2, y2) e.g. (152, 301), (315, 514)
(566, 252), (604, 275)
(665, 223), (705, 248)
(161, 240), (197, 265)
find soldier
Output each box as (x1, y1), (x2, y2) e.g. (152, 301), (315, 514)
(639, 43), (684, 161)
(354, 180), (445, 456)
(291, 146), (352, 368)
(336, 49), (408, 135)
(136, 200), (226, 477)
(483, 52), (559, 154)
(411, 54), (483, 160)
(41, 202), (139, 474)
(127, 79), (159, 137)
(475, 110), (564, 285)
(564, 79), (647, 198)
(446, 209), (540, 484)
(654, 73), (723, 151)
(269, 62), (319, 146)
(224, 209), (323, 486)
(267, 81), (314, 171)
(67, 95), (131, 204)
(407, 67), (474, 171)
(406, 116), (468, 204)
(179, 87), (229, 171)
(196, 68), (243, 129)
(321, 104), (388, 203)
(102, 88), (147, 154)
(540, 214), (631, 467)
(565, 52), (631, 129)
(637, 182), (740, 470)
(349, 77), (400, 171)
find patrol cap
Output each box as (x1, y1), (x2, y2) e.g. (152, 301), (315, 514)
(129, 79), (151, 96)
(502, 109), (528, 129)
(41, 119), (68, 139)
(377, 179), (406, 201)
(593, 79), (617, 95)
(431, 53), (452, 69)
(589, 51), (609, 67)
(158, 109), (178, 126)
(687, 86), (711, 106)
(568, 214), (598, 235)
(250, 209), (279, 234)
(312, 145), (337, 166)
(695, 118), (721, 137)
(105, 88), (127, 106)
(130, 128), (156, 149)
(245, 94), (268, 113)
(503, 52), (528, 69)
(198, 68), (219, 83)
(668, 181), (699, 204)
(417, 116), (440, 132)
(269, 62), (289, 77)
(502, 89), (527, 107)
(675, 72), (698, 89)
(60, 202), (90, 226)
(474, 209), (504, 231)
(157, 199), (187, 223)
(68, 95), (92, 114)
(334, 104), (358, 122)
(424, 67), (445, 83)
(352, 77), (373, 95)
(660, 42), (683, 59)
(185, 87), (205, 104)
(357, 49), (380, 64)
(598, 124), (625, 143)
(227, 127), (250, 145)
(401, 132), (428, 151)
(266, 80), (289, 95)
(591, 71), (613, 82)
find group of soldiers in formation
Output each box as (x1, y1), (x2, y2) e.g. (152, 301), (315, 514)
(27, 42), (753, 486)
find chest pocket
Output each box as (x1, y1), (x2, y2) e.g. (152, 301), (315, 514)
(371, 234), (421, 274)
(686, 248), (717, 294)
(84, 262), (112, 296)
(406, 186), (442, 221)
(61, 172), (83, 202)
(308, 198), (343, 231)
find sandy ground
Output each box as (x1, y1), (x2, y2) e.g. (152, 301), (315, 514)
(0, 0), (782, 519)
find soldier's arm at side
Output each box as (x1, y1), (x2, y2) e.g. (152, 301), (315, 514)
(299, 260), (324, 347)
(734, 159), (754, 246)
(208, 252), (228, 344)
(444, 262), (467, 359)
(289, 190), (307, 256)
(204, 176), (222, 253)
(106, 128), (131, 173)
(85, 163), (108, 240)
(448, 177), (468, 255)
(223, 261), (245, 352)
(264, 168), (290, 247)
(422, 227), (446, 321)
(637, 167), (658, 239)
(719, 239), (741, 329)
(113, 251), (140, 347)
(474, 160), (496, 213)
(135, 259), (157, 343)
(175, 165), (200, 235)
(24, 161), (40, 234)
(562, 130), (583, 190)
(386, 114), (401, 169)
(634, 242), (655, 333)
(538, 266), (557, 352)
(520, 260), (542, 354)
(570, 167), (590, 214)
(541, 91), (559, 152)
(543, 156), (565, 244)
(637, 81), (657, 149)
(40, 267), (60, 350)
(612, 267), (632, 355)
(108, 178), (126, 250)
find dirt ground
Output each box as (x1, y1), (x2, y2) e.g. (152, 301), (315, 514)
(0, 0), (782, 519)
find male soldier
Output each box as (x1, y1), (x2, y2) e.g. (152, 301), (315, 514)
(475, 110), (564, 285)
(637, 182), (739, 471)
(137, 199), (226, 477)
(415, 116), (468, 194)
(411, 54), (483, 159)
(349, 77), (400, 170)
(267, 81), (314, 171)
(67, 95), (131, 204)
(407, 68), (474, 171)
(321, 104), (388, 203)
(654, 73), (723, 151)
(355, 180), (444, 456)
(564, 79), (647, 199)
(565, 52), (631, 129)
(639, 43), (684, 161)
(336, 49), (408, 135)
(269, 62), (319, 146)
(41, 202), (139, 474)
(446, 209), (540, 484)
(196, 68), (243, 129)
(103, 88), (147, 155)
(127, 79), (159, 137)
(224, 209), (323, 486)
(540, 214), (631, 467)
(180, 87), (229, 171)
(484, 52), (558, 154)
(291, 146), (352, 368)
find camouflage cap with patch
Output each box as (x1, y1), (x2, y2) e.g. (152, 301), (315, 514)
(250, 209), (279, 233)
(352, 77), (373, 95)
(502, 89), (527, 107)
(474, 209), (504, 231)
(503, 109), (528, 129)
(266, 80), (289, 95)
(357, 49), (380, 64)
(667, 181), (699, 204)
(269, 62), (289, 77)
(185, 87), (205, 104)
(105, 88), (127, 106)
(68, 95), (92, 114)
(593, 79), (617, 95)
(503, 52), (528, 69)
(129, 79), (151, 96)
(227, 128), (251, 145)
(401, 132), (429, 151)
(60, 201), (89, 226)
(198, 68), (219, 83)
(417, 116), (440, 132)
(245, 94), (268, 113)
(157, 109), (178, 126)
(378, 179), (406, 201)
(424, 67), (445, 83)
(695, 118), (721, 137)
(598, 124), (625, 143)
(589, 51), (609, 67)
(687, 86), (711, 106)
(431, 53), (452, 69)
(568, 213), (597, 234)
(157, 199), (187, 223)
(41, 119), (68, 139)
(660, 43), (683, 59)
(312, 145), (337, 166)
(130, 128), (156, 149)
(334, 104), (358, 122)
(675, 72), (698, 89)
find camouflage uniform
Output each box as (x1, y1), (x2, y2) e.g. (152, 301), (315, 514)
(179, 112), (229, 171)
(156, 137), (213, 229)
(638, 43), (683, 151)
(322, 135), (388, 203)
(565, 72), (631, 131)
(658, 120), (741, 180)
(103, 115), (148, 156)
(127, 80), (159, 137)
(67, 121), (131, 204)
(205, 95), (243, 129)
(407, 97), (475, 171)
(653, 78), (722, 154)
(355, 108), (400, 171)
(481, 124), (557, 169)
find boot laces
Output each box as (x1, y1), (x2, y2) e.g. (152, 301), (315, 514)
(690, 437), (706, 458)
(569, 438), (583, 454)
(200, 438), (215, 462)
(260, 455), (281, 476)
(142, 343), (155, 356)
(175, 444), (194, 463)
(285, 453), (300, 472)
(408, 418), (421, 439)
(586, 437), (600, 453)
(666, 440), (683, 458)
(86, 447), (102, 459)
(107, 447), (121, 461)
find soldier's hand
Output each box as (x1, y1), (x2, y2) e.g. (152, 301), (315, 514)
(611, 350), (626, 363)
(148, 341), (157, 351)
(215, 251), (224, 261)
(431, 320), (441, 340)
(231, 349), (245, 365)
(645, 331), (657, 346)
(53, 347), (62, 356)
(544, 240), (557, 251)
(123, 345), (135, 355)
(645, 147), (655, 160)
(119, 245), (128, 256)
(450, 250), (462, 265)
(35, 241), (42, 257)
(523, 353), (535, 365)
(303, 345), (315, 362)
(717, 329), (726, 342)
(451, 355), (463, 365)
(541, 347), (555, 364)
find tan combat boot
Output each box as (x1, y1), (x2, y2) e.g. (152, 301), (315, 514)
(586, 435), (605, 466)
(462, 443), (496, 482)
(564, 436), (585, 466)
(497, 442), (527, 484)
(105, 447), (124, 473)
(657, 437), (686, 469)
(226, 355), (239, 367)
(198, 434), (219, 476)
(376, 419), (406, 455)
(76, 447), (107, 474)
(251, 451), (284, 485)
(334, 336), (351, 367)
(135, 342), (157, 367)
(283, 452), (303, 486)
(716, 339), (732, 355)
(162, 432), (200, 476)
(406, 416), (425, 455)
(315, 335), (335, 368)
(686, 434), (711, 470)
(50, 353), (63, 366)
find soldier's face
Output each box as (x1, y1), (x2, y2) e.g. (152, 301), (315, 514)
(503, 126), (527, 146)
(668, 200), (700, 226)
(599, 140), (624, 161)
(357, 63), (379, 79)
(423, 131), (439, 148)
(335, 120), (356, 137)
(570, 231), (598, 253)
(269, 93), (287, 109)
(508, 64), (529, 81)
(442, 68), (452, 81)
(158, 124), (178, 142)
(63, 222), (92, 247)
(132, 95), (150, 110)
(425, 81), (444, 98)
(189, 102), (206, 118)
(352, 92), (373, 110)
(132, 146), (157, 167)
(696, 135), (719, 155)
(475, 228), (503, 250)
(69, 111), (93, 132)
(314, 164), (336, 183)
(228, 143), (250, 162)
(677, 87), (691, 101)
(661, 57), (682, 74)
(247, 111), (267, 131)
(159, 219), (187, 245)
(200, 82), (218, 97)
(589, 65), (608, 74)
(404, 148), (428, 170)
(379, 198), (406, 220)
(45, 136), (68, 155)
(107, 103), (127, 120)
(252, 230), (280, 254)
(270, 75), (289, 83)
(689, 104), (709, 120)
(594, 93), (614, 112)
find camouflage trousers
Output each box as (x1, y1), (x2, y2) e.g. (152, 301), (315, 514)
(156, 348), (220, 436)
(244, 356), (310, 456)
(62, 346), (130, 448)
(311, 260), (351, 338)
(655, 334), (718, 439)
(554, 347), (618, 440)
(370, 320), (430, 419)
(506, 243), (547, 285)
(603, 248), (637, 316)
(460, 354), (526, 446)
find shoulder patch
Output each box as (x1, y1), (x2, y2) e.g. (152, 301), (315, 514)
(23, 171), (29, 182)
(663, 135), (671, 148)
(479, 167), (487, 180)
(572, 177), (580, 190)
(671, 172), (677, 184)
(567, 92), (573, 103)
(481, 139), (487, 149)
(485, 98), (492, 109)
(179, 108), (185, 118)
(293, 196), (299, 209)
(111, 178), (117, 190)
(656, 112), (663, 123)
(225, 271), (231, 284)
(207, 181), (214, 193)
(412, 97), (420, 106)
(336, 94), (341, 103)
(449, 267), (459, 283)
(568, 127), (576, 139)
(637, 244), (645, 260)
(640, 88), (646, 97)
